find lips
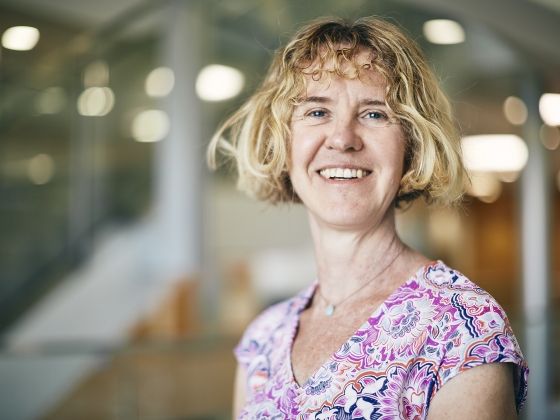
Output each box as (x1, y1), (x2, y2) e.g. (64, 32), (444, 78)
(318, 168), (371, 179)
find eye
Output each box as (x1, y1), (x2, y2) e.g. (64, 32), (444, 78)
(365, 111), (386, 120)
(309, 110), (327, 117)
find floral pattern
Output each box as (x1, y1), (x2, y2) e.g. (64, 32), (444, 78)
(235, 261), (528, 419)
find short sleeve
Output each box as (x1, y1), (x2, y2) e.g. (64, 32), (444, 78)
(435, 294), (529, 412)
(233, 297), (296, 370)
(234, 319), (263, 370)
(232, 296), (304, 401)
(233, 283), (315, 372)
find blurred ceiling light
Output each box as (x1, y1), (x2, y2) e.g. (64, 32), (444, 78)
(503, 96), (528, 125)
(462, 134), (529, 173)
(77, 87), (115, 116)
(1, 26), (40, 51)
(539, 93), (560, 126)
(540, 124), (560, 150)
(27, 154), (55, 185)
(145, 67), (175, 97)
(83, 59), (109, 88)
(466, 172), (502, 203)
(35, 87), (67, 115)
(131, 110), (170, 142)
(196, 64), (245, 101)
(423, 19), (465, 45)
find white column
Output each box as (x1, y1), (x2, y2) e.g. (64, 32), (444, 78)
(153, 0), (202, 282)
(520, 78), (550, 420)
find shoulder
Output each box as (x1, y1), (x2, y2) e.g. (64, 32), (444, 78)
(409, 261), (528, 412)
(234, 282), (315, 370)
(379, 261), (519, 363)
(411, 261), (521, 358)
(408, 261), (510, 318)
(386, 261), (511, 345)
(415, 261), (516, 340)
(420, 260), (482, 293)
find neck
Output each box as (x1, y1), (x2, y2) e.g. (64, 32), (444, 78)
(308, 207), (404, 303)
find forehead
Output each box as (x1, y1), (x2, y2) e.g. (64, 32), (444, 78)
(310, 46), (374, 70)
(302, 72), (387, 103)
(301, 46), (386, 97)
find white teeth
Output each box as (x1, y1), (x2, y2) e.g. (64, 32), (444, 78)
(319, 168), (369, 179)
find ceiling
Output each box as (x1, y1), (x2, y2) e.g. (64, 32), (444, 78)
(0, 0), (146, 28)
(397, 0), (560, 67)
(0, 0), (559, 66)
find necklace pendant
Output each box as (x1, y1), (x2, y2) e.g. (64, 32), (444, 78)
(325, 304), (335, 316)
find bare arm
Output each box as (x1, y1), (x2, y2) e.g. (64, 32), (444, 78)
(427, 363), (517, 420)
(232, 364), (248, 420)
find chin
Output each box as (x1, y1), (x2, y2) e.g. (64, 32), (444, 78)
(308, 202), (389, 230)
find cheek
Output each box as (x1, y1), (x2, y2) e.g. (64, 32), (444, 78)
(287, 130), (305, 191)
(395, 142), (406, 175)
(289, 126), (321, 174)
(384, 128), (406, 173)
(371, 129), (406, 189)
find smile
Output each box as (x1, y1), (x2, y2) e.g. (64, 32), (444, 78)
(318, 168), (371, 179)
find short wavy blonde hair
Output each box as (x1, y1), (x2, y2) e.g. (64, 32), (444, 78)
(208, 16), (466, 206)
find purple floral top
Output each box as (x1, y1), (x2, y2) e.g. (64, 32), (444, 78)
(234, 261), (528, 419)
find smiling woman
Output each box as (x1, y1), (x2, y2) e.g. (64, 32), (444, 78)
(208, 16), (528, 420)
(289, 63), (405, 230)
(208, 17), (464, 208)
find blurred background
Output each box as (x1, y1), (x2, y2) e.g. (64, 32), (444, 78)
(0, 0), (558, 419)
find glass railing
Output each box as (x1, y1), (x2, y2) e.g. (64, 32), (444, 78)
(0, 335), (239, 420)
(0, 3), (162, 331)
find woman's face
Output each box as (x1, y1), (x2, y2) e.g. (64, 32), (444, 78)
(289, 54), (405, 231)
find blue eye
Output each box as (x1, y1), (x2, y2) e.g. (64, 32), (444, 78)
(310, 110), (326, 117)
(367, 111), (385, 119)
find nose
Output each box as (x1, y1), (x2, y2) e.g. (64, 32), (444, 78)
(324, 116), (363, 152)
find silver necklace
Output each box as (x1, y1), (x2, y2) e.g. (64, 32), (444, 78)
(316, 243), (404, 317)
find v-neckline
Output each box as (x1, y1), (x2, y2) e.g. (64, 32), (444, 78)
(286, 261), (437, 389)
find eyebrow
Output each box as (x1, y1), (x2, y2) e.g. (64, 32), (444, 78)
(360, 99), (386, 107)
(299, 96), (387, 107)
(300, 96), (332, 104)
